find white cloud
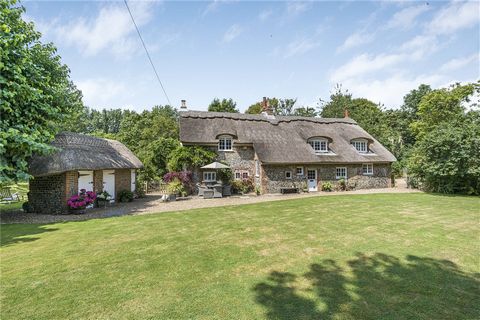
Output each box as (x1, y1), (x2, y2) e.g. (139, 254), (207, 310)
(202, 0), (221, 17)
(387, 4), (429, 29)
(440, 53), (479, 72)
(258, 9), (273, 22)
(399, 34), (440, 60)
(223, 24), (242, 43)
(283, 37), (320, 58)
(337, 31), (374, 52)
(427, 1), (480, 35)
(330, 53), (406, 83)
(77, 78), (127, 107)
(286, 2), (311, 17)
(340, 73), (445, 107)
(55, 2), (155, 58)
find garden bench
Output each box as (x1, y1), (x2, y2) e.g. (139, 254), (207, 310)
(280, 187), (300, 194)
(0, 187), (22, 203)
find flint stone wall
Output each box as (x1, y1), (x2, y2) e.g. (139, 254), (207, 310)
(263, 164), (391, 193)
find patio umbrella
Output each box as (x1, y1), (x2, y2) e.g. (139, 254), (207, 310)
(201, 161), (230, 169)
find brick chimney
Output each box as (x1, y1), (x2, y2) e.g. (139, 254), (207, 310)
(262, 97), (273, 115)
(344, 108), (349, 118)
(180, 99), (187, 110)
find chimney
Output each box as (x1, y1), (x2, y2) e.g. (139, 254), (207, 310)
(180, 99), (187, 109)
(344, 108), (349, 118)
(261, 97), (273, 116)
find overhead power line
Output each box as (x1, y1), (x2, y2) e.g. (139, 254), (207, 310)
(123, 0), (172, 106)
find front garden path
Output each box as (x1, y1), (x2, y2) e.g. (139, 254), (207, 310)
(1, 180), (419, 224)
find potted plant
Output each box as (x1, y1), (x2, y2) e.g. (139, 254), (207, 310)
(118, 190), (134, 203)
(67, 189), (96, 214)
(96, 191), (112, 207)
(166, 178), (184, 201)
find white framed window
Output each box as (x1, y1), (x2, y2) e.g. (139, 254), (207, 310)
(285, 171), (292, 179)
(362, 163), (373, 175)
(336, 167), (347, 180)
(234, 170), (249, 180)
(296, 167), (304, 176)
(218, 136), (233, 151)
(255, 160), (260, 177)
(352, 139), (368, 153)
(309, 139), (328, 153)
(203, 171), (216, 182)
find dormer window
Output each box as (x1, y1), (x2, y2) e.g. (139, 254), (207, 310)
(352, 139), (368, 153)
(218, 135), (233, 151)
(309, 138), (328, 153)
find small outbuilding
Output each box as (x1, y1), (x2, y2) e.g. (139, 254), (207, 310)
(28, 132), (143, 214)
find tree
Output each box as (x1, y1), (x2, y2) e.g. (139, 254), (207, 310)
(245, 102), (263, 114)
(293, 106), (319, 117)
(167, 146), (216, 172)
(411, 83), (479, 140)
(0, 0), (84, 183)
(319, 88), (392, 149)
(407, 114), (480, 194)
(318, 85), (353, 118)
(208, 98), (239, 113)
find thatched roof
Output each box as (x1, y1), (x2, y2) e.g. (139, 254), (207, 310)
(180, 111), (396, 164)
(29, 132), (143, 177)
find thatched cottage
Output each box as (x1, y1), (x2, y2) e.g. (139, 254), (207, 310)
(179, 103), (396, 194)
(28, 132), (143, 214)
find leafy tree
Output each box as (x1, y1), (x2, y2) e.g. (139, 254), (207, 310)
(293, 106), (319, 117)
(0, 0), (84, 183)
(411, 83), (479, 140)
(318, 85), (353, 118)
(399, 84), (432, 146)
(136, 138), (180, 182)
(319, 88), (393, 150)
(208, 98), (239, 113)
(167, 146), (216, 172)
(245, 102), (263, 114)
(273, 98), (296, 116)
(408, 114), (480, 194)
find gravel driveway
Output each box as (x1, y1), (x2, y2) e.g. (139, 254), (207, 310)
(1, 182), (419, 224)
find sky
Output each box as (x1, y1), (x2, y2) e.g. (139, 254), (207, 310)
(23, 0), (480, 112)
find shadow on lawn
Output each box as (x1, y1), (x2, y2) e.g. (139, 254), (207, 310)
(253, 253), (480, 320)
(0, 224), (58, 247)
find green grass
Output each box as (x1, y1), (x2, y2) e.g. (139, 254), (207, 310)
(1, 193), (479, 320)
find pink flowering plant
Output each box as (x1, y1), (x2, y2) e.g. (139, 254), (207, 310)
(67, 189), (96, 209)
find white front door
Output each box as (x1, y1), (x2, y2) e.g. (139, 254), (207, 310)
(103, 170), (115, 200)
(130, 169), (136, 192)
(78, 171), (94, 193)
(307, 169), (317, 192)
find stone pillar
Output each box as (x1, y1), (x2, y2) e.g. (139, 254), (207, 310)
(93, 170), (103, 194)
(114, 169), (131, 199)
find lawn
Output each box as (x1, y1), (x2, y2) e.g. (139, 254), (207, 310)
(1, 193), (479, 320)
(0, 182), (28, 211)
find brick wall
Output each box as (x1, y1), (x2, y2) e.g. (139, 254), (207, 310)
(93, 170), (103, 193)
(29, 173), (68, 214)
(114, 169), (131, 199)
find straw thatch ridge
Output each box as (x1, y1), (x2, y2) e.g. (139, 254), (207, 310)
(179, 111), (396, 164)
(29, 132), (143, 177)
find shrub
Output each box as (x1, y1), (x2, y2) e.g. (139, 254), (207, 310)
(67, 189), (96, 209)
(232, 177), (254, 194)
(22, 201), (34, 213)
(163, 171), (193, 194)
(217, 168), (233, 184)
(321, 181), (333, 192)
(166, 178), (184, 195)
(338, 179), (346, 191)
(118, 190), (134, 203)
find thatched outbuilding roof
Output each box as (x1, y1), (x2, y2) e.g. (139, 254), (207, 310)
(180, 111), (396, 164)
(29, 132), (143, 177)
